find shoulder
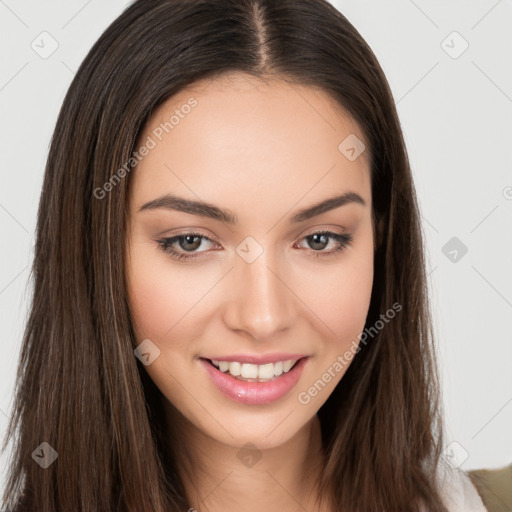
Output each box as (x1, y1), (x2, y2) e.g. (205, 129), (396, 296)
(468, 463), (512, 512)
(433, 458), (489, 511)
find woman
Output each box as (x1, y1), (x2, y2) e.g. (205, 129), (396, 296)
(0, 0), (498, 510)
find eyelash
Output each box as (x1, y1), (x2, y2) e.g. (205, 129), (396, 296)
(156, 230), (353, 262)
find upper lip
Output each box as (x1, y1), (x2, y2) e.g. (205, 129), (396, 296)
(201, 353), (309, 365)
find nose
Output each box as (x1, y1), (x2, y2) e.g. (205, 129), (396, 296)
(222, 251), (297, 340)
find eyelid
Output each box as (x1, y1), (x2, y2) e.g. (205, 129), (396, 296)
(295, 223), (351, 238)
(156, 227), (220, 242)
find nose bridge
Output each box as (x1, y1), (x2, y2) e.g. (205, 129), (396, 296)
(223, 245), (295, 338)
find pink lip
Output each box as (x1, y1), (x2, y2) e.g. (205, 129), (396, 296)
(199, 356), (310, 405)
(201, 353), (308, 365)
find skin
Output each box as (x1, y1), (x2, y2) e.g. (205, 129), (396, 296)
(125, 71), (375, 512)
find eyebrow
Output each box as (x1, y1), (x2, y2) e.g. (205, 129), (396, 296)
(138, 191), (365, 223)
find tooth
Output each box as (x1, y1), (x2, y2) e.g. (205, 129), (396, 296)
(241, 363), (258, 378)
(258, 363), (275, 379)
(273, 361), (284, 376)
(228, 361), (241, 376)
(283, 359), (296, 372)
(211, 358), (302, 378)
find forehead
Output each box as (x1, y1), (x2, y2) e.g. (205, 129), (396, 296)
(130, 72), (371, 216)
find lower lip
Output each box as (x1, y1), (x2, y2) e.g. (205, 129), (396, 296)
(199, 357), (309, 405)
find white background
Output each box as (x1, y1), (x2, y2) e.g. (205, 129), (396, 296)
(1, 0), (511, 495)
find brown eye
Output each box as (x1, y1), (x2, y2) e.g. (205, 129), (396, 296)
(306, 233), (330, 250)
(156, 232), (217, 261)
(177, 234), (203, 251)
(296, 231), (353, 258)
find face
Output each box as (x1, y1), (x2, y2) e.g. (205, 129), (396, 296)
(125, 72), (375, 450)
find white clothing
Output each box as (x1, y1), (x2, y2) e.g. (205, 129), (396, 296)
(434, 459), (487, 511)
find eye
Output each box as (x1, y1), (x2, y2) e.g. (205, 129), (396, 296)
(156, 230), (353, 262)
(156, 232), (218, 261)
(295, 230), (353, 258)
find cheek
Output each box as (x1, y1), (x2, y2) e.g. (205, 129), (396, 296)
(293, 239), (374, 348)
(327, 258), (373, 338)
(126, 223), (374, 351)
(125, 242), (211, 346)
(126, 265), (175, 342)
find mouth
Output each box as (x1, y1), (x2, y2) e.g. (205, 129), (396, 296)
(199, 356), (310, 404)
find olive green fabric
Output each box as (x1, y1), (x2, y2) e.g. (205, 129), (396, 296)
(468, 464), (512, 512)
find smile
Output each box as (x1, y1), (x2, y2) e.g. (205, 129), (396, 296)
(199, 356), (310, 405)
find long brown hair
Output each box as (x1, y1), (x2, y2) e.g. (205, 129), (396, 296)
(2, 0), (448, 510)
